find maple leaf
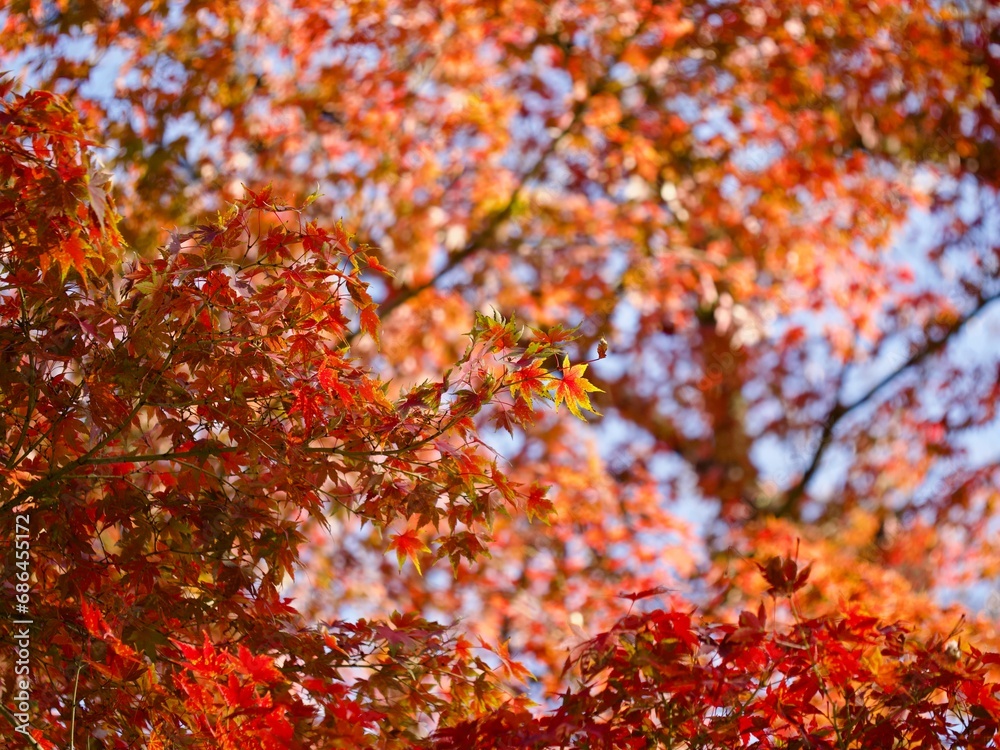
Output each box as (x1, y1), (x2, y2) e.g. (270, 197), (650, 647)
(388, 528), (431, 575)
(317, 361), (355, 404)
(360, 304), (380, 345)
(553, 356), (603, 420)
(0, 467), (38, 490)
(617, 585), (673, 603)
(532, 324), (576, 346)
(478, 637), (534, 683)
(80, 599), (110, 638)
(146, 726), (166, 750)
(490, 402), (517, 437)
(524, 484), (554, 524)
(508, 360), (550, 408)
(757, 556), (813, 596)
(58, 233), (88, 280)
(489, 463), (518, 504)
(365, 254), (393, 274)
(234, 645), (283, 684)
(288, 384), (324, 432)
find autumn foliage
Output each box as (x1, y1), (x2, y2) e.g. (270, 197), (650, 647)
(3, 1), (1000, 747)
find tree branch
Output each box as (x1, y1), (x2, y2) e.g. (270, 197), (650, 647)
(771, 290), (1000, 518)
(349, 108), (586, 341)
(348, 26), (649, 340)
(1, 309), (198, 514)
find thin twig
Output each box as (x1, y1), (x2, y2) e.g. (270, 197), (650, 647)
(70, 661), (82, 749)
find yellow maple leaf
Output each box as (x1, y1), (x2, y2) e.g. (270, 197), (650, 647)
(553, 357), (603, 420)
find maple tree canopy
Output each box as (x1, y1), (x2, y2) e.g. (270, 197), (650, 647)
(2, 1), (1000, 748)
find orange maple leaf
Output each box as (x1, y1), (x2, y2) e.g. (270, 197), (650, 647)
(553, 357), (602, 420)
(360, 304), (380, 346)
(509, 360), (550, 408)
(478, 636), (534, 683)
(317, 361), (355, 404)
(524, 483), (554, 524)
(58, 232), (88, 281)
(388, 528), (431, 575)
